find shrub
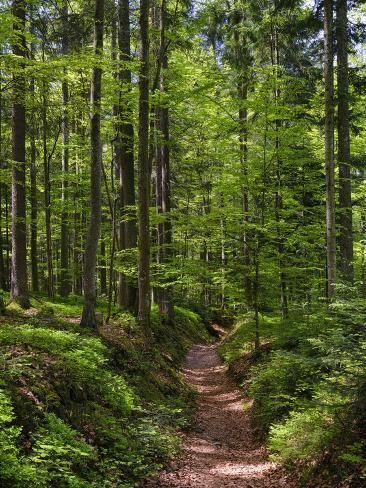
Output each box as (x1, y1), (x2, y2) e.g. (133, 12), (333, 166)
(29, 413), (94, 487)
(249, 350), (319, 433)
(269, 405), (337, 463)
(0, 387), (28, 486)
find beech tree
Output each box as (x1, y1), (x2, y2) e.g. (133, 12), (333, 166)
(80, 0), (105, 327)
(336, 0), (353, 283)
(155, 0), (174, 322)
(60, 0), (70, 297)
(324, 0), (336, 300)
(117, 0), (138, 312)
(10, 0), (30, 308)
(137, 0), (151, 330)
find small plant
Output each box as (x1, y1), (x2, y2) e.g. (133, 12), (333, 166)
(269, 405), (337, 463)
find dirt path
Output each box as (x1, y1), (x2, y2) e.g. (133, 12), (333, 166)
(145, 344), (294, 488)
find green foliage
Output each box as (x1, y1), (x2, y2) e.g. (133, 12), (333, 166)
(249, 350), (319, 433)
(0, 302), (207, 487)
(219, 314), (280, 362)
(29, 414), (94, 487)
(269, 406), (337, 463)
(0, 387), (28, 486)
(221, 304), (366, 482)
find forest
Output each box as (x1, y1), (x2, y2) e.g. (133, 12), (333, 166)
(1, 0), (366, 486)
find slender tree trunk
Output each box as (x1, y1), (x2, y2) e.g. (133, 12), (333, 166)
(42, 82), (54, 298)
(29, 17), (39, 294)
(27, 9), (37, 294)
(11, 0), (30, 308)
(100, 239), (107, 295)
(5, 188), (10, 289)
(0, 175), (4, 291)
(117, 0), (138, 312)
(361, 211), (366, 298)
(80, 0), (104, 328)
(106, 199), (117, 322)
(60, 0), (70, 296)
(336, 0), (353, 282)
(238, 80), (252, 309)
(73, 195), (82, 295)
(272, 28), (289, 318)
(29, 84), (39, 293)
(324, 0), (336, 300)
(0, 60), (5, 291)
(253, 248), (260, 350)
(156, 0), (174, 322)
(137, 0), (151, 330)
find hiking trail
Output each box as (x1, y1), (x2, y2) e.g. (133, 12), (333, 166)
(145, 344), (294, 488)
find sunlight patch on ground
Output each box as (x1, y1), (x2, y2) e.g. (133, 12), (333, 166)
(210, 461), (277, 478)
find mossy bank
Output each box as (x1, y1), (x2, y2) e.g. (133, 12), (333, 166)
(0, 295), (209, 488)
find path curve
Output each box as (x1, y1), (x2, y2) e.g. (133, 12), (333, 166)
(145, 344), (294, 488)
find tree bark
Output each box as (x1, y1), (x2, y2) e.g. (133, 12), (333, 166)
(324, 0), (336, 300)
(29, 81), (39, 293)
(239, 80), (252, 309)
(60, 0), (71, 296)
(29, 6), (38, 293)
(0, 58), (6, 291)
(42, 81), (54, 298)
(117, 0), (138, 312)
(11, 0), (30, 308)
(100, 239), (107, 295)
(156, 0), (174, 322)
(137, 0), (151, 330)
(272, 26), (289, 318)
(336, 0), (353, 282)
(80, 0), (104, 328)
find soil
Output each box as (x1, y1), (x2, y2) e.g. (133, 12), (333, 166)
(145, 344), (295, 488)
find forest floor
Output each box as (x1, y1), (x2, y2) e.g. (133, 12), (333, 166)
(145, 343), (295, 488)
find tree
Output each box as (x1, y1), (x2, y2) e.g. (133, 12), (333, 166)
(324, 0), (336, 300)
(155, 0), (174, 322)
(117, 0), (138, 312)
(60, 0), (71, 296)
(10, 0), (30, 309)
(336, 0), (353, 282)
(137, 0), (151, 330)
(80, 0), (105, 327)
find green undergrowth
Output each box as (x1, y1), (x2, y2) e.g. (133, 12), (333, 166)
(0, 295), (209, 487)
(219, 304), (366, 486)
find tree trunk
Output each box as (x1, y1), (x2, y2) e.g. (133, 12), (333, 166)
(42, 82), (54, 298)
(324, 0), (336, 300)
(60, 0), (70, 296)
(80, 0), (104, 328)
(29, 83), (39, 293)
(238, 80), (252, 309)
(272, 27), (289, 319)
(0, 174), (4, 291)
(156, 0), (174, 322)
(117, 0), (138, 312)
(0, 59), (6, 291)
(5, 186), (10, 289)
(11, 0), (30, 308)
(137, 0), (151, 330)
(100, 239), (107, 295)
(336, 0), (353, 283)
(29, 7), (38, 294)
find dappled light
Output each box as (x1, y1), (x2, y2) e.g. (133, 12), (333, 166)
(145, 345), (293, 487)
